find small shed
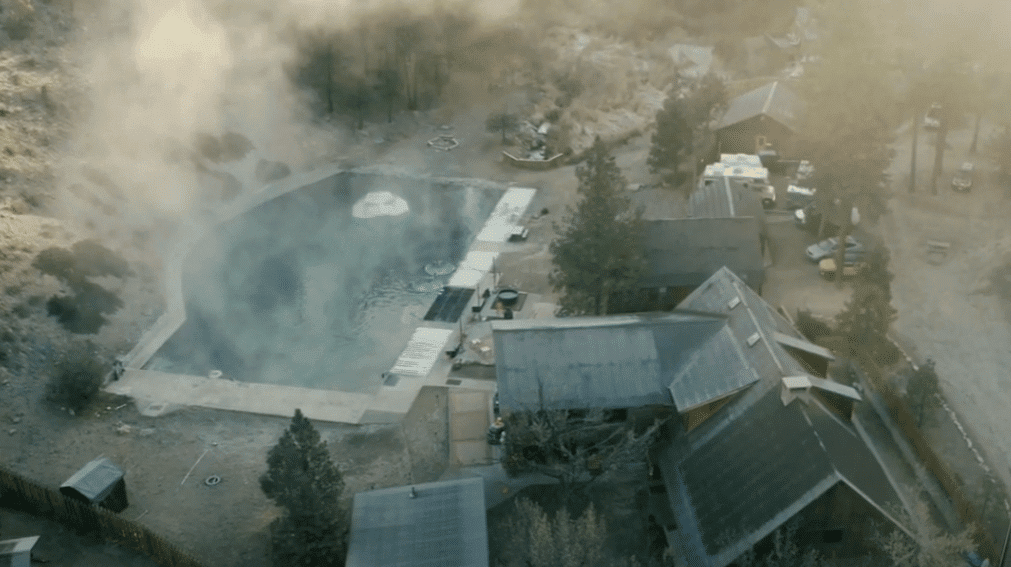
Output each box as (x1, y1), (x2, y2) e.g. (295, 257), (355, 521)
(0, 536), (40, 567)
(60, 457), (128, 512)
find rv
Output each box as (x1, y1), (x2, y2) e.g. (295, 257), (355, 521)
(702, 155), (777, 208)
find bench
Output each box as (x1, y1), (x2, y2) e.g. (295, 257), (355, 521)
(926, 240), (951, 252)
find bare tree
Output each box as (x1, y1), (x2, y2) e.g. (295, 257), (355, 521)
(735, 519), (832, 567)
(502, 407), (662, 501)
(876, 490), (977, 567)
(496, 497), (642, 567)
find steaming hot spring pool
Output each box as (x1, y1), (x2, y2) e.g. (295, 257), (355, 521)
(145, 172), (502, 393)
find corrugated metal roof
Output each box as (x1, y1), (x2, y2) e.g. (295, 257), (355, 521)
(807, 375), (861, 401)
(629, 187), (688, 220)
(658, 389), (906, 567)
(715, 81), (803, 132)
(345, 477), (488, 567)
(688, 178), (767, 227)
(493, 313), (726, 412)
(806, 404), (902, 516)
(60, 457), (124, 502)
(677, 268), (797, 383)
(640, 219), (764, 290)
(773, 331), (835, 361)
(667, 325), (758, 411)
(0, 536), (39, 556)
(677, 390), (836, 558)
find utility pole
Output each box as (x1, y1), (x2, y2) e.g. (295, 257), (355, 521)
(999, 501), (1010, 567)
(910, 109), (918, 193)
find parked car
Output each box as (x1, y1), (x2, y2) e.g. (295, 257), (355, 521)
(806, 235), (864, 262)
(818, 257), (867, 279)
(924, 103), (942, 131)
(785, 185), (816, 210)
(952, 162), (974, 193)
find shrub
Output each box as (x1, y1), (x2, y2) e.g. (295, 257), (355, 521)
(47, 342), (105, 414)
(70, 239), (132, 279)
(795, 309), (832, 342)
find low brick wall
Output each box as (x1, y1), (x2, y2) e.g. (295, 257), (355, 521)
(502, 151), (566, 171)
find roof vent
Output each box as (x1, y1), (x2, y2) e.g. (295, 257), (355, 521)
(746, 332), (761, 347)
(727, 296), (741, 309)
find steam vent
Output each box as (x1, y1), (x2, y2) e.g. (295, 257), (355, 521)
(107, 166), (536, 423)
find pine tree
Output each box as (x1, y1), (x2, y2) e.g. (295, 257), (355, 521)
(260, 409), (347, 567)
(833, 282), (897, 363)
(647, 96), (691, 183)
(550, 137), (646, 316)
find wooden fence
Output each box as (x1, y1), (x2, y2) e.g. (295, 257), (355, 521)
(852, 363), (1001, 562)
(0, 465), (207, 567)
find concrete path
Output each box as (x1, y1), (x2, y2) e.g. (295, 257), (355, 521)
(107, 369), (373, 423)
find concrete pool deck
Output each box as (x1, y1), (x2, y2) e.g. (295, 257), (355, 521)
(106, 167), (539, 424)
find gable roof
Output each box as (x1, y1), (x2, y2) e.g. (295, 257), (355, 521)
(688, 177), (765, 220)
(60, 457), (124, 503)
(345, 477), (488, 567)
(715, 81), (803, 133)
(640, 218), (764, 290)
(657, 389), (906, 567)
(493, 312), (761, 413)
(677, 267), (800, 384)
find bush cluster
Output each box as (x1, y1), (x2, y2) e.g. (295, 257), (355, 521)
(46, 342), (105, 414)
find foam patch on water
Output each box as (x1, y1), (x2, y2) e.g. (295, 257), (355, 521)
(352, 191), (410, 219)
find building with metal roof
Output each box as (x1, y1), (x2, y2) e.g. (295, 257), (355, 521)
(640, 267), (910, 566)
(59, 457), (128, 512)
(640, 217), (764, 295)
(715, 81), (804, 155)
(493, 310), (768, 414)
(345, 477), (488, 567)
(655, 387), (908, 567)
(689, 176), (768, 245)
(0, 536), (39, 567)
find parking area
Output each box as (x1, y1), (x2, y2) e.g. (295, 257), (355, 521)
(762, 210), (855, 322)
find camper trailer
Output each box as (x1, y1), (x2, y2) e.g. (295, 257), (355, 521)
(702, 155), (777, 208)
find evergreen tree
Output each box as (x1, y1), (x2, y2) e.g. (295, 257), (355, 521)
(833, 282), (897, 363)
(647, 96), (691, 184)
(260, 409), (347, 567)
(485, 111), (519, 144)
(907, 359), (940, 426)
(550, 137), (646, 316)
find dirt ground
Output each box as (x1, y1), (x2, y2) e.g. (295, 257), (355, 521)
(880, 117), (1011, 533)
(3, 1), (1007, 564)
(0, 76), (596, 564)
